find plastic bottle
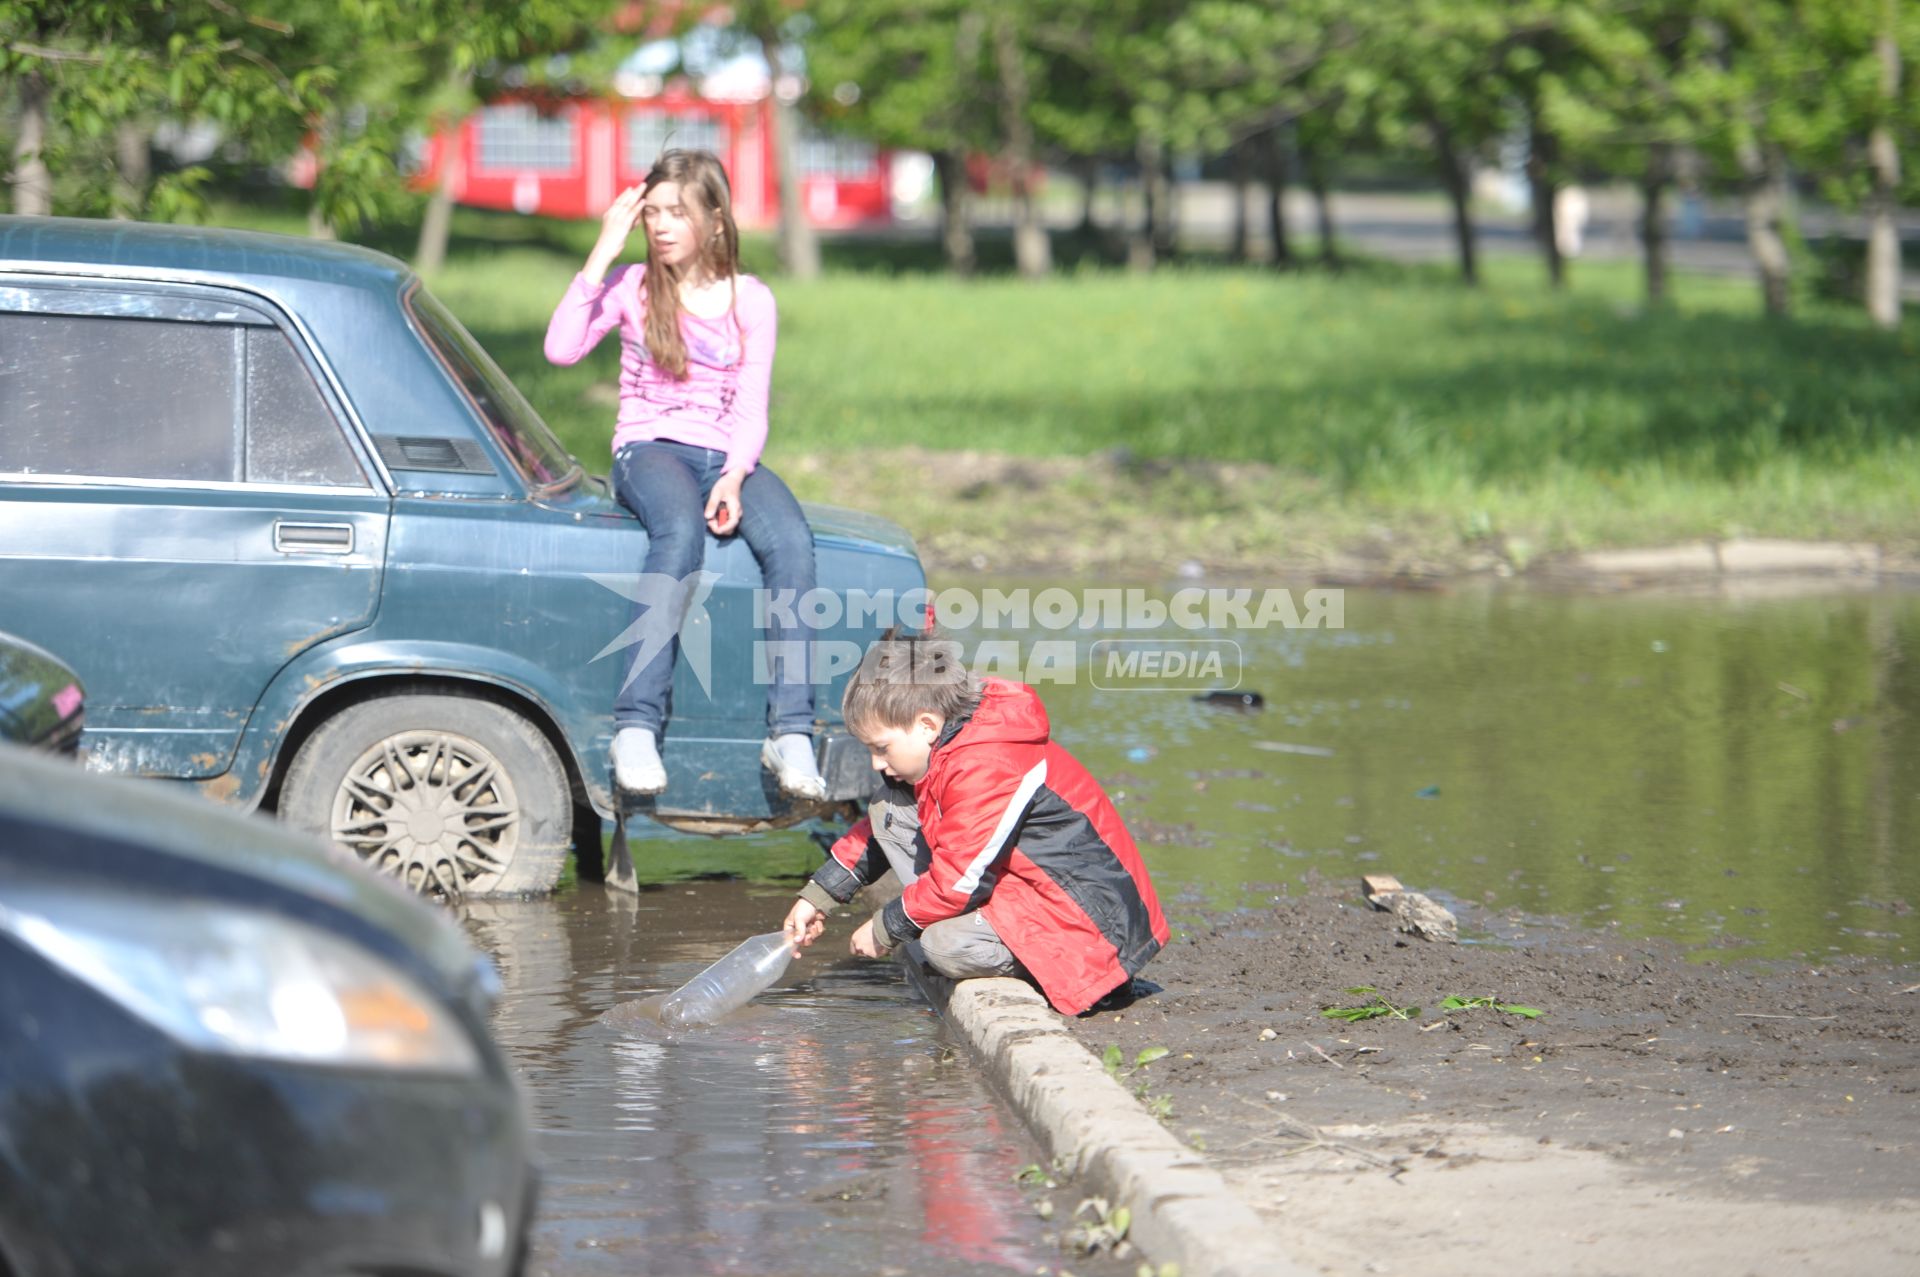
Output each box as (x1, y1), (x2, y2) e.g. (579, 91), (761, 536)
(657, 932), (795, 1028)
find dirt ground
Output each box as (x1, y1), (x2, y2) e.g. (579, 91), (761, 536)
(1063, 874), (1920, 1276)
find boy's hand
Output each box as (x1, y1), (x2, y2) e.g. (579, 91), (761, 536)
(705, 470), (745, 536)
(783, 898), (826, 951)
(849, 918), (889, 959)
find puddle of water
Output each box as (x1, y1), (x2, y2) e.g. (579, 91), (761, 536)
(461, 883), (1129, 1277)
(922, 581), (1920, 962)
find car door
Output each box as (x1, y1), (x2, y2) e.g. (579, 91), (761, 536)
(0, 279), (390, 779)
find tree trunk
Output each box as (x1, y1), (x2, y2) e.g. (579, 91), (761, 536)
(1154, 149), (1179, 260)
(113, 121), (151, 218)
(1527, 119), (1564, 288)
(306, 108), (338, 239)
(1865, 14), (1902, 330)
(933, 149), (976, 277)
(1264, 127), (1294, 270)
(1075, 155), (1098, 240)
(415, 132), (464, 275)
(1229, 138), (1252, 263)
(1129, 132), (1160, 272)
(759, 34), (820, 280)
(1431, 116), (1477, 285)
(1305, 146), (1338, 268)
(415, 69), (473, 276)
(1641, 143), (1672, 305)
(10, 72), (53, 217)
(1736, 131), (1792, 317)
(992, 14), (1050, 279)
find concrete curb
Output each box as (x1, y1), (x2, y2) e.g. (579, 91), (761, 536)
(898, 960), (1309, 1277)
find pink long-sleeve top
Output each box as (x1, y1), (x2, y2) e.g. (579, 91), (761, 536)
(543, 263), (776, 475)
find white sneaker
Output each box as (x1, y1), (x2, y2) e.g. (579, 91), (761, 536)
(612, 727), (667, 795)
(762, 733), (826, 800)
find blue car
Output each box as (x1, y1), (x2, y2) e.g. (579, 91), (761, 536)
(0, 217), (924, 896)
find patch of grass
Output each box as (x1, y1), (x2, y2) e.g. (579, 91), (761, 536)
(1321, 986), (1422, 1022)
(206, 201), (1920, 561)
(1441, 995), (1545, 1018)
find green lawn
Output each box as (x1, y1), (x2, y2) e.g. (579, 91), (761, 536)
(217, 201), (1920, 566)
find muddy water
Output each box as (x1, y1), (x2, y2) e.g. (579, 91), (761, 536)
(936, 581), (1920, 961)
(459, 883), (1125, 1277)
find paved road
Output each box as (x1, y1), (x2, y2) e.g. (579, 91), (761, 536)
(965, 182), (1920, 299)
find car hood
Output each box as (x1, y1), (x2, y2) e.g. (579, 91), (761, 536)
(0, 745), (479, 992)
(536, 474), (920, 559)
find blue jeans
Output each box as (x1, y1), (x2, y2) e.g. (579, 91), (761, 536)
(610, 440), (817, 737)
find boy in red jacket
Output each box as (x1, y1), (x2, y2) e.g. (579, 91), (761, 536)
(783, 637), (1168, 1015)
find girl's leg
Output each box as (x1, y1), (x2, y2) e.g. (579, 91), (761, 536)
(733, 465), (819, 737)
(610, 443), (708, 735)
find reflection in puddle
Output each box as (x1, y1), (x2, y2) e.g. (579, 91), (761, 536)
(462, 884), (1121, 1277)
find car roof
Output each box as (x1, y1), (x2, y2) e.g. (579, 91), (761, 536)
(0, 215), (411, 294)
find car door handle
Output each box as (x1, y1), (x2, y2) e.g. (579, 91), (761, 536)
(273, 521), (355, 555)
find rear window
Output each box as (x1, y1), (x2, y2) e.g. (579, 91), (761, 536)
(0, 309), (366, 487)
(405, 287), (577, 490)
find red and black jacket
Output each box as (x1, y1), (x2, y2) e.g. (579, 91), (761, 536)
(819, 679), (1168, 1015)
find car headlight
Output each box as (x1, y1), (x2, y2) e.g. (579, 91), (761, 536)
(0, 887), (481, 1075)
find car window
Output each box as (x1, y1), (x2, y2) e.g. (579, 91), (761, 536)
(243, 328), (366, 487)
(405, 286), (578, 489)
(0, 309), (366, 488)
(0, 311), (243, 481)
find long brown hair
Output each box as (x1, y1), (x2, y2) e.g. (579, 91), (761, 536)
(640, 148), (742, 379)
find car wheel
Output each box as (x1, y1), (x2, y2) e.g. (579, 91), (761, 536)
(282, 692), (572, 898)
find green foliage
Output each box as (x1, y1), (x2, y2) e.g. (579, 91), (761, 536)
(1, 1), (623, 226)
(805, 0), (998, 156)
(1102, 1043), (1170, 1077)
(1320, 986), (1420, 1022)
(1067, 1196), (1133, 1256)
(1013, 1162), (1058, 1188)
(1441, 995), (1545, 1018)
(1100, 1041), (1175, 1122)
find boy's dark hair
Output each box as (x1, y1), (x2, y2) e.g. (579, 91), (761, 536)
(842, 632), (981, 738)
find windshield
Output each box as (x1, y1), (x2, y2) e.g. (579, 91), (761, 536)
(405, 284), (578, 490)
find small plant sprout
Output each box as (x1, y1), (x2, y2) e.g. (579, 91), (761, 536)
(1067, 1197), (1134, 1256)
(1320, 986), (1421, 1022)
(1014, 1163), (1058, 1188)
(1440, 995), (1545, 1018)
(1103, 1044), (1175, 1121)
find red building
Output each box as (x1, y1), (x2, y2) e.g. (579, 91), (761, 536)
(419, 90), (892, 229)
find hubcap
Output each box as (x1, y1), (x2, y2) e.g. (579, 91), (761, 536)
(330, 731), (520, 897)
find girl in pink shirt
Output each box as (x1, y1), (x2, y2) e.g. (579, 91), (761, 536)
(545, 150), (823, 802)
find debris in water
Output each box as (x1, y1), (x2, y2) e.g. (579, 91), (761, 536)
(1252, 741), (1335, 758)
(1194, 690), (1265, 711)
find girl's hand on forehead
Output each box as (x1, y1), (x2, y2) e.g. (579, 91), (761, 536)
(597, 186), (644, 247)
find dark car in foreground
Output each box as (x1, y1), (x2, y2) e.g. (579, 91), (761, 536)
(0, 631), (84, 755)
(0, 744), (534, 1277)
(0, 216), (922, 896)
